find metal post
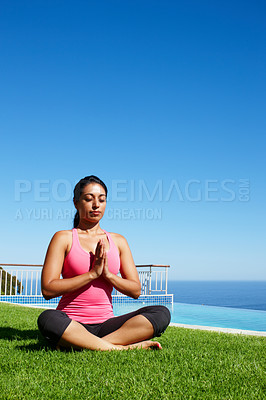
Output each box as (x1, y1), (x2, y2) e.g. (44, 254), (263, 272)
(30, 271), (33, 295)
(25, 271), (28, 295)
(165, 267), (168, 294)
(35, 270), (38, 295)
(9, 270), (12, 295)
(149, 265), (152, 295)
(15, 270), (18, 295)
(4, 270), (7, 295)
(20, 271), (23, 295)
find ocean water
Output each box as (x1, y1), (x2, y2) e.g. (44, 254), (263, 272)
(167, 281), (266, 311)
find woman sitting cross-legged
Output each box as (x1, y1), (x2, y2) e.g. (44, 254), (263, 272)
(38, 175), (171, 351)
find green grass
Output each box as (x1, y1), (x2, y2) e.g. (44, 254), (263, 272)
(0, 302), (265, 400)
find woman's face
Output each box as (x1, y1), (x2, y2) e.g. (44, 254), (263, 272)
(74, 183), (107, 223)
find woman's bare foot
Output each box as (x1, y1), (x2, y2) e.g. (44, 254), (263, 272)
(124, 340), (162, 350)
(55, 341), (162, 352)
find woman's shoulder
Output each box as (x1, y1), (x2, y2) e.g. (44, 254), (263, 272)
(108, 232), (129, 248)
(46, 230), (73, 254)
(108, 231), (125, 240)
(51, 229), (73, 243)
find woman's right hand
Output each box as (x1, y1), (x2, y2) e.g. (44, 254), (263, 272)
(90, 239), (106, 278)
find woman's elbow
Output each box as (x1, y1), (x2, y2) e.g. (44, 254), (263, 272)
(41, 287), (54, 301)
(132, 286), (141, 299)
(42, 292), (52, 301)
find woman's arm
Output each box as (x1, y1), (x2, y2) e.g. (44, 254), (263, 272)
(41, 231), (104, 300)
(102, 234), (141, 299)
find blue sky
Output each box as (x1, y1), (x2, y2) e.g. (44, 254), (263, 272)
(1, 0), (265, 280)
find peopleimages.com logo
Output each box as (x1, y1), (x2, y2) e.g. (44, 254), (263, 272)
(14, 178), (250, 203)
(13, 178), (250, 221)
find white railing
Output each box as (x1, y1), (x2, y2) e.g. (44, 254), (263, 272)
(0, 264), (43, 296)
(113, 264), (170, 296)
(0, 264), (170, 297)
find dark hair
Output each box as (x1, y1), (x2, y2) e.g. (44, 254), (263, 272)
(73, 175), (108, 228)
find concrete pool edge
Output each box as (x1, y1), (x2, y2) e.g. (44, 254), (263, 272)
(170, 322), (266, 337)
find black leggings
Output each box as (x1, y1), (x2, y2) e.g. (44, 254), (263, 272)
(38, 305), (171, 347)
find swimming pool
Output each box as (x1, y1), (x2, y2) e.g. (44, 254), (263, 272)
(4, 298), (264, 333)
(113, 302), (266, 332)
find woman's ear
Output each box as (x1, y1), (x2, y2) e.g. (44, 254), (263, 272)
(73, 198), (78, 210)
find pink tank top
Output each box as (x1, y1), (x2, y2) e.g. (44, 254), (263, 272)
(57, 228), (120, 324)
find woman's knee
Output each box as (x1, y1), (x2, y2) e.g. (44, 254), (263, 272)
(154, 305), (171, 330)
(37, 309), (72, 347)
(140, 305), (171, 337)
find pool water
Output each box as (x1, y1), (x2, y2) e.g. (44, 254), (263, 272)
(113, 302), (266, 332)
